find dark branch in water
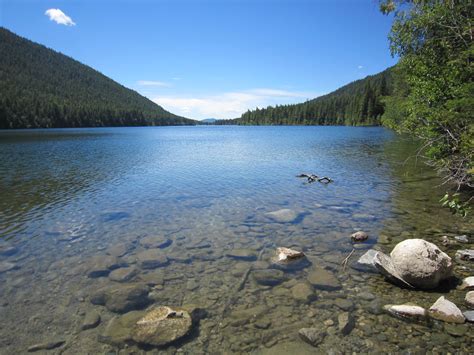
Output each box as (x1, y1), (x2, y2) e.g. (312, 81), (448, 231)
(297, 173), (333, 184)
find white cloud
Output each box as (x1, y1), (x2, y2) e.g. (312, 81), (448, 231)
(45, 9), (76, 26)
(358, 65), (364, 69)
(137, 80), (171, 87)
(151, 88), (320, 120)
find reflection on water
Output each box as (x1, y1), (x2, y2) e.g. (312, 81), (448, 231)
(0, 126), (472, 353)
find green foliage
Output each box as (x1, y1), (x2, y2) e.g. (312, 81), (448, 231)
(380, 0), (473, 188)
(216, 69), (393, 126)
(0, 27), (196, 128)
(440, 193), (471, 217)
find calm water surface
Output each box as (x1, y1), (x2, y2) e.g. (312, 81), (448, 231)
(0, 126), (472, 353)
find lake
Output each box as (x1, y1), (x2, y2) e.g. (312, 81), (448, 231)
(0, 126), (472, 353)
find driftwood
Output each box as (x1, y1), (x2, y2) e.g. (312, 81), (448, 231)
(341, 248), (355, 271)
(297, 173), (333, 184)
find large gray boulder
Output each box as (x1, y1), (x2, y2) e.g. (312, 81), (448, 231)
(389, 239), (453, 289)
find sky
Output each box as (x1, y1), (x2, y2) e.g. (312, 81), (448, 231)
(0, 0), (398, 120)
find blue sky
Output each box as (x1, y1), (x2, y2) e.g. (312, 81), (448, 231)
(1, 0), (397, 120)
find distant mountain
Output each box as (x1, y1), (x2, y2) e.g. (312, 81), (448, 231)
(216, 68), (393, 126)
(0, 27), (196, 128)
(201, 118), (217, 124)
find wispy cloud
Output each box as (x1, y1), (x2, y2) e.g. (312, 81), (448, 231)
(151, 88), (320, 120)
(45, 9), (76, 26)
(137, 80), (171, 87)
(358, 65), (364, 70)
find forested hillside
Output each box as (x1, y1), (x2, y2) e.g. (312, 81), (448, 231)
(218, 68), (393, 126)
(0, 28), (195, 128)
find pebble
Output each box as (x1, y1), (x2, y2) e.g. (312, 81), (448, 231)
(465, 291), (474, 308)
(338, 312), (355, 335)
(27, 340), (65, 352)
(81, 311), (101, 330)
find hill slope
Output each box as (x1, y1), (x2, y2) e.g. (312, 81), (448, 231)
(0, 28), (195, 128)
(218, 68), (393, 126)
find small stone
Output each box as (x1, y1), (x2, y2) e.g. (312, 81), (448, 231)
(428, 296), (465, 323)
(27, 341), (65, 352)
(254, 319), (271, 329)
(271, 247), (310, 271)
(459, 276), (474, 290)
(323, 319), (334, 326)
(383, 304), (427, 321)
(334, 298), (354, 311)
(91, 284), (150, 313)
(265, 209), (300, 223)
(463, 310), (474, 322)
(358, 292), (376, 301)
(454, 235), (469, 243)
(186, 279), (199, 291)
(131, 306), (192, 346)
(135, 249), (169, 269)
(338, 312), (355, 335)
(225, 249), (257, 261)
(465, 291), (474, 308)
(351, 231), (368, 242)
(307, 267), (341, 290)
(298, 328), (327, 347)
(455, 249), (474, 261)
(81, 311), (101, 330)
(109, 267), (138, 282)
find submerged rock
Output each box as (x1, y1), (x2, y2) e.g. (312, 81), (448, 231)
(291, 282), (316, 302)
(81, 311), (101, 330)
(0, 261), (16, 274)
(351, 231), (368, 242)
(131, 306), (192, 346)
(135, 249), (169, 269)
(109, 267), (138, 283)
(338, 312), (355, 335)
(107, 243), (133, 257)
(27, 340), (65, 352)
(459, 276), (474, 290)
(99, 310), (145, 346)
(252, 269), (287, 286)
(298, 327), (326, 346)
(307, 267), (341, 290)
(390, 239), (453, 289)
(383, 304), (427, 321)
(139, 236), (172, 249)
(455, 249), (474, 261)
(225, 249), (257, 261)
(86, 255), (125, 278)
(91, 283), (150, 313)
(465, 291), (474, 308)
(428, 296), (465, 323)
(265, 209), (300, 223)
(271, 247), (310, 271)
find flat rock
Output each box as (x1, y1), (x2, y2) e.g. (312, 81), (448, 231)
(465, 291), (474, 308)
(252, 269), (287, 286)
(307, 267), (341, 290)
(139, 236), (172, 249)
(463, 310), (474, 322)
(271, 247), (310, 271)
(86, 255), (125, 278)
(91, 283), (150, 313)
(338, 312), (355, 335)
(138, 270), (164, 286)
(107, 243), (133, 257)
(390, 239), (453, 289)
(383, 304), (427, 321)
(291, 283), (315, 302)
(265, 209), (300, 223)
(109, 267), (138, 282)
(428, 296), (465, 323)
(131, 306), (192, 346)
(298, 327), (326, 347)
(81, 311), (101, 330)
(0, 261), (16, 274)
(459, 276), (474, 290)
(352, 249), (379, 273)
(351, 231), (368, 242)
(225, 248), (257, 261)
(455, 249), (474, 261)
(135, 249), (169, 269)
(334, 298), (354, 311)
(27, 341), (65, 352)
